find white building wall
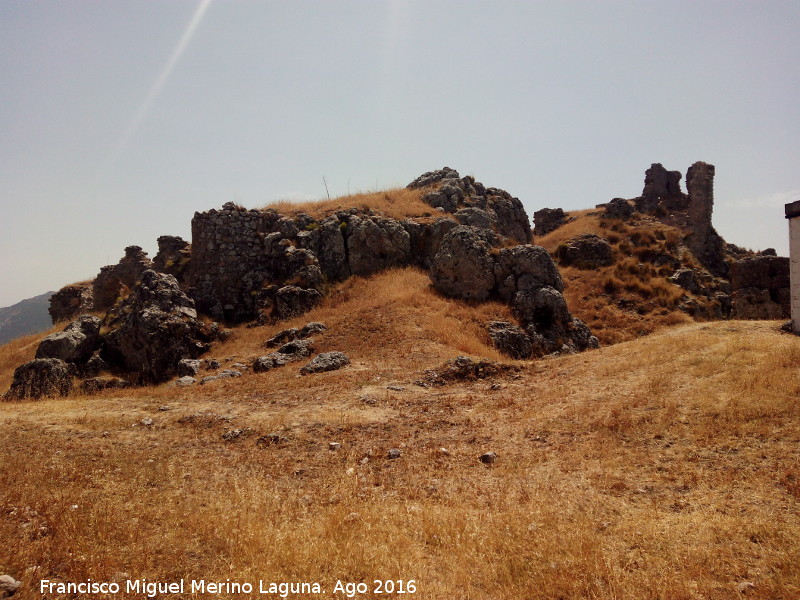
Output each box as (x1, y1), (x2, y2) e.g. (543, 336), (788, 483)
(790, 217), (800, 333)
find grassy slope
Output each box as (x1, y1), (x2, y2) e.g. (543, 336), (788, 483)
(1, 269), (798, 599)
(536, 210), (713, 345)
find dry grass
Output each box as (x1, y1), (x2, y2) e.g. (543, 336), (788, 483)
(1, 312), (798, 599)
(265, 188), (435, 222)
(536, 211), (716, 345)
(1, 265), (799, 599)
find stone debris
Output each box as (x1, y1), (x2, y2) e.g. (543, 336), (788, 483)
(0, 575), (22, 598)
(4, 358), (73, 400)
(387, 448), (402, 459)
(416, 356), (520, 387)
(300, 352), (351, 375)
(479, 451), (497, 465)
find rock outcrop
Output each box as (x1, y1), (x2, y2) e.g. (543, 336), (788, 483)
(533, 208), (567, 236)
(407, 167), (532, 244)
(430, 226), (597, 357)
(4, 358), (73, 400)
(49, 282), (93, 324)
(153, 235), (191, 281)
(93, 246), (154, 312)
(300, 351), (350, 374)
(102, 270), (212, 383)
(554, 234), (613, 269)
(36, 315), (101, 365)
(628, 162), (729, 277)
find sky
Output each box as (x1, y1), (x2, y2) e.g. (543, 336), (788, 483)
(1, 0), (799, 307)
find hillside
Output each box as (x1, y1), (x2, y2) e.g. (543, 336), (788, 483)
(0, 268), (798, 598)
(1, 164), (797, 598)
(0, 292), (54, 346)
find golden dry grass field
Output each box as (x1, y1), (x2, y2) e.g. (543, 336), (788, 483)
(1, 268), (799, 599)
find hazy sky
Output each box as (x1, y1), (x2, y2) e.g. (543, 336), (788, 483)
(2, 0), (799, 307)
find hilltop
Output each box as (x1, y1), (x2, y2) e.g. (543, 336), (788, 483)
(0, 164), (798, 598)
(0, 276), (798, 597)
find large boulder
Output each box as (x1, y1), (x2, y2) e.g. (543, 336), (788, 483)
(153, 235), (191, 280)
(93, 245), (154, 312)
(554, 234), (613, 269)
(36, 315), (101, 363)
(49, 282), (93, 324)
(494, 245), (564, 301)
(429, 226), (499, 301)
(602, 198), (634, 221)
(273, 286), (323, 320)
(4, 358), (73, 400)
(403, 218), (458, 269)
(407, 168), (532, 244)
(533, 207), (567, 236)
(487, 321), (533, 359)
(346, 216), (411, 277)
(300, 351), (350, 374)
(102, 270), (210, 384)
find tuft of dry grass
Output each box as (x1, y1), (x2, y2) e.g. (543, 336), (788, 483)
(265, 188), (435, 222)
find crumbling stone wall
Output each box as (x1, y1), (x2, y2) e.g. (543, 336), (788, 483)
(730, 255), (790, 319)
(92, 246), (153, 312)
(49, 282), (93, 324)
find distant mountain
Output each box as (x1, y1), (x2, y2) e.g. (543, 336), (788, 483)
(0, 292), (54, 345)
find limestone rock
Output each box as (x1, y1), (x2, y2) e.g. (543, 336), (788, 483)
(408, 168), (532, 244)
(669, 268), (702, 294)
(533, 207), (567, 236)
(300, 351), (350, 374)
(177, 359), (201, 377)
(602, 198), (634, 220)
(254, 338), (316, 373)
(479, 451), (497, 464)
(555, 234), (613, 268)
(494, 244), (564, 300)
(48, 282), (93, 324)
(273, 286), (323, 320)
(403, 217), (459, 269)
(5, 358), (73, 400)
(297, 216), (349, 280)
(80, 377), (129, 394)
(36, 315), (101, 364)
(455, 207), (496, 230)
(0, 575), (21, 598)
(429, 226), (498, 301)
(346, 215), (411, 277)
(102, 270), (211, 384)
(93, 245), (154, 312)
(153, 235), (191, 280)
(407, 166), (461, 190)
(175, 376), (196, 387)
(487, 321), (533, 359)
